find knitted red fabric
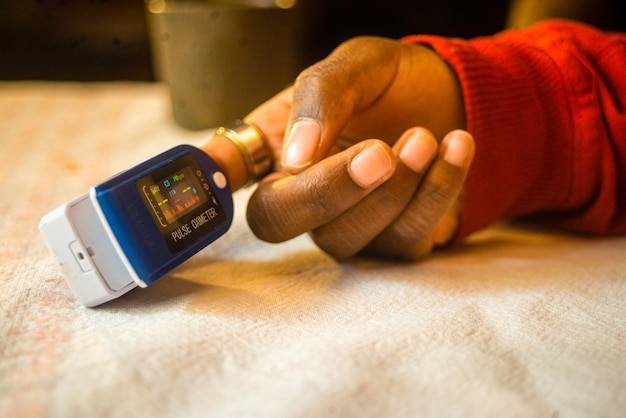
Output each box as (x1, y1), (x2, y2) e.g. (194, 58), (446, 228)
(403, 20), (626, 242)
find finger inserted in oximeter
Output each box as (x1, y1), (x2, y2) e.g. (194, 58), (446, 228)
(39, 145), (233, 307)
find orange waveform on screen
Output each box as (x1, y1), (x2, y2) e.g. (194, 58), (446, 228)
(162, 194), (201, 222)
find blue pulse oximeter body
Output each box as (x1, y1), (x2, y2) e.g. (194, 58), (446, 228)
(39, 145), (233, 307)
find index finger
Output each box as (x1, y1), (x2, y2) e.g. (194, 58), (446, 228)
(247, 139), (396, 243)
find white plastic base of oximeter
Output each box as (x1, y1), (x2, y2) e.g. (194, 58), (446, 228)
(39, 190), (140, 307)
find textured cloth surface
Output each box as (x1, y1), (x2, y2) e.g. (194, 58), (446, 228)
(1, 82), (625, 418)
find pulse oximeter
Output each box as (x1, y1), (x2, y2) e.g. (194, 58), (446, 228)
(39, 145), (233, 307)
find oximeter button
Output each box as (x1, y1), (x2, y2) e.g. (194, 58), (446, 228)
(212, 171), (228, 189)
(70, 240), (94, 272)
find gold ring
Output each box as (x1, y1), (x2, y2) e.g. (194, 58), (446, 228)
(214, 120), (273, 187)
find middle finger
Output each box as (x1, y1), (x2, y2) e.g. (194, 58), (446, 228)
(310, 128), (439, 258)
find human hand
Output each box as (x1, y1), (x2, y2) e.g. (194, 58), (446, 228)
(248, 127), (474, 259)
(204, 36), (472, 259)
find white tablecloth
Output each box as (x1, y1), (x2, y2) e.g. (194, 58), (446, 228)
(1, 82), (625, 418)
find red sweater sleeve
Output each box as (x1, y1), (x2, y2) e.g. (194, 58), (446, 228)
(403, 20), (626, 241)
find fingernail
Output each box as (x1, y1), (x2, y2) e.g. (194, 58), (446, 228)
(398, 128), (437, 173)
(349, 142), (394, 188)
(442, 130), (473, 166)
(283, 119), (321, 170)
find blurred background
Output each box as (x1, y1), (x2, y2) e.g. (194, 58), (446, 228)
(1, 0), (623, 129)
(1, 0), (623, 82)
(0, 0), (154, 81)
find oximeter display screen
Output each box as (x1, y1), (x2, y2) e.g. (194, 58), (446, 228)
(145, 166), (207, 225)
(135, 153), (227, 254)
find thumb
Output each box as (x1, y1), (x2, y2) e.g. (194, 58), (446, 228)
(281, 36), (403, 173)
